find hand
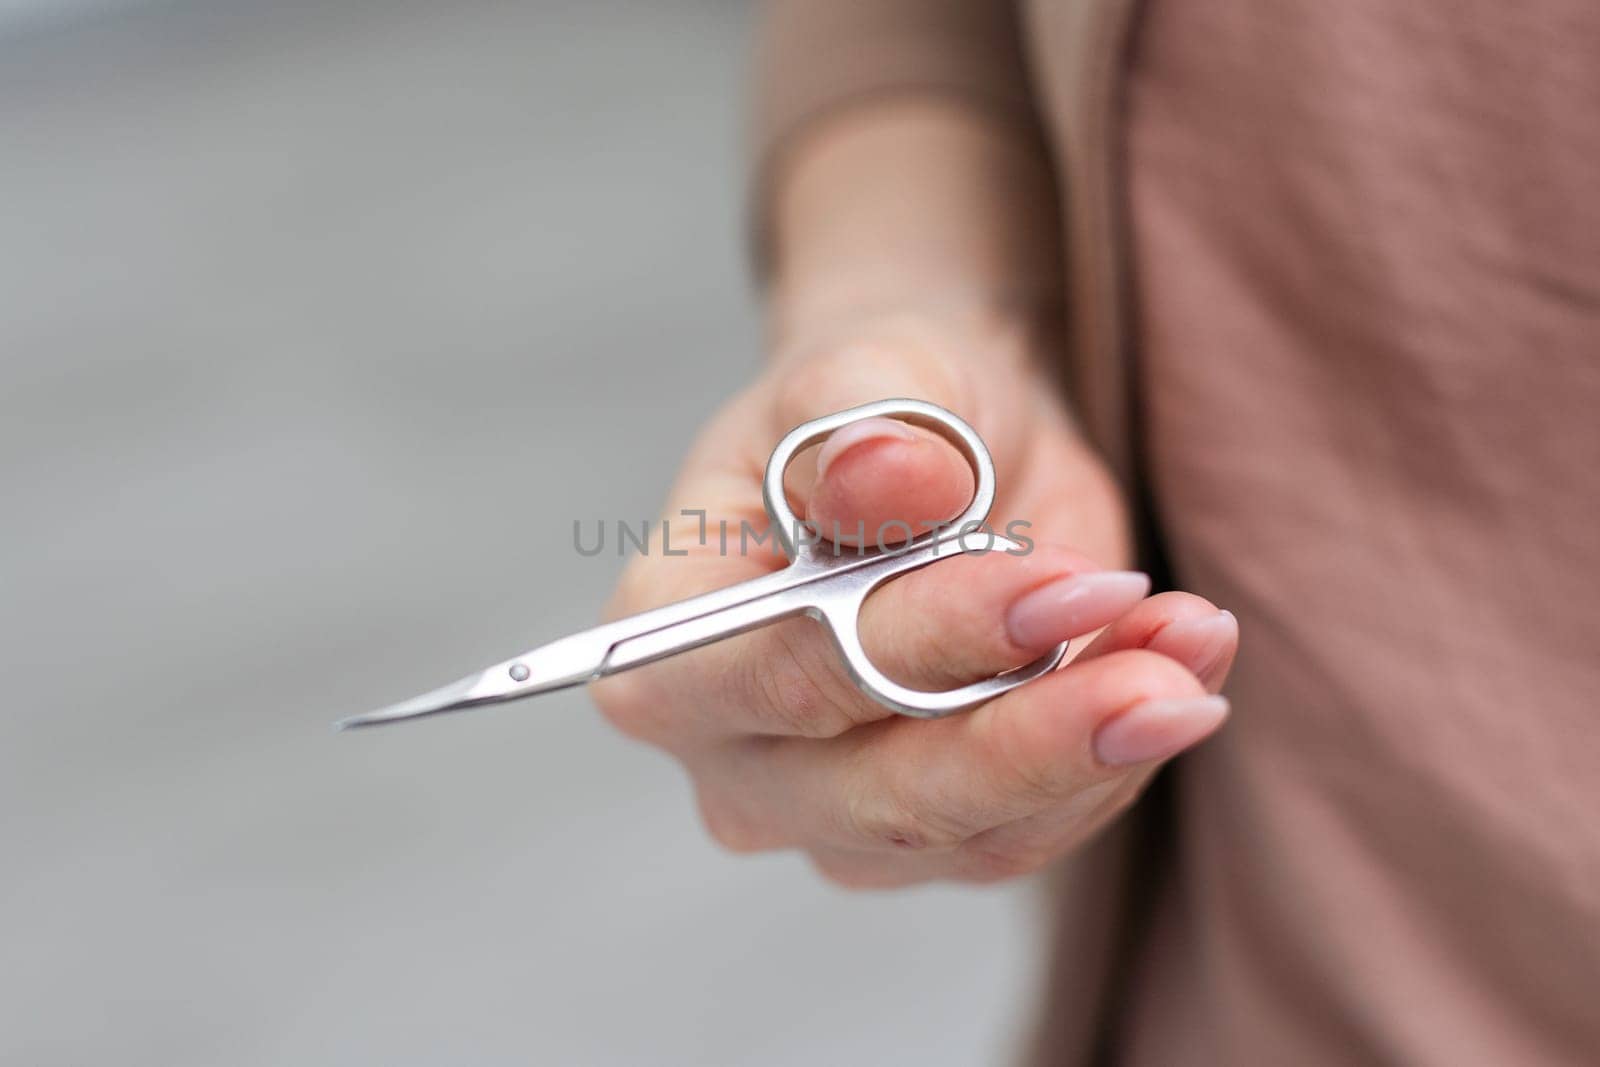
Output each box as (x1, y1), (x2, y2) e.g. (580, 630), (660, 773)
(594, 313), (1237, 887)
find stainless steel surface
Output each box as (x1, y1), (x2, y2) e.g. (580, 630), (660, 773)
(0, 3), (1043, 1063)
(339, 399), (1069, 729)
(760, 398), (1000, 559)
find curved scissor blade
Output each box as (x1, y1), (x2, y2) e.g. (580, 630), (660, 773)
(333, 629), (613, 731)
(333, 671), (497, 730)
(335, 565), (814, 732)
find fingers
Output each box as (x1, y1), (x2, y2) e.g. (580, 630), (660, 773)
(599, 331), (1060, 745)
(603, 546), (1151, 745)
(696, 645), (1224, 859)
(1072, 590), (1240, 693)
(707, 588), (1241, 883)
(857, 547), (1147, 689)
(928, 594), (1239, 876)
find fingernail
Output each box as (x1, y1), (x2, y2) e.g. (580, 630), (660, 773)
(1150, 610), (1238, 690)
(1006, 571), (1151, 647)
(814, 417), (918, 481)
(1093, 695), (1230, 767)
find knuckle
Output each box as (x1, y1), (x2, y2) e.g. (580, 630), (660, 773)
(842, 786), (966, 853)
(757, 654), (832, 738)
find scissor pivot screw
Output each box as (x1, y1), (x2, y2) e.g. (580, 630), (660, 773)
(509, 663), (531, 682)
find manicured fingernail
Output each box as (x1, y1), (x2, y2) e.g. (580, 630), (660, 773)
(1006, 571), (1151, 647)
(1093, 695), (1230, 767)
(814, 417), (918, 481)
(1151, 610), (1238, 690)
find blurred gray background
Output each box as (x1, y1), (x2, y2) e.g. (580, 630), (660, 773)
(0, 1), (1046, 1063)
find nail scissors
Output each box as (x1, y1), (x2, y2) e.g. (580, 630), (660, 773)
(335, 398), (1068, 730)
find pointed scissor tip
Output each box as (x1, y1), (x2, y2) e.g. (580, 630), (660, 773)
(332, 634), (605, 733)
(331, 672), (501, 732)
(331, 709), (399, 732)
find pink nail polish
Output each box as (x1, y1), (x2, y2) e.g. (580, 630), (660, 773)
(1150, 610), (1238, 688)
(814, 418), (917, 481)
(1093, 695), (1230, 767)
(1006, 571), (1151, 647)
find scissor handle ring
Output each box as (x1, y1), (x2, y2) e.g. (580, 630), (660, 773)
(761, 398), (998, 562)
(759, 400), (1065, 718)
(820, 531), (1070, 718)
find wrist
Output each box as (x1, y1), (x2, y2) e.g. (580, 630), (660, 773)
(765, 297), (1067, 414)
(763, 99), (1062, 347)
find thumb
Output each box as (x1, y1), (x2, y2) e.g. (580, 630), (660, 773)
(806, 417), (973, 546)
(770, 339), (979, 547)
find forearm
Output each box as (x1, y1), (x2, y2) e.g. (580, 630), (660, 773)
(764, 99), (1065, 353)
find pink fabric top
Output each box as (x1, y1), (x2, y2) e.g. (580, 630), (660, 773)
(1124, 2), (1599, 1062)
